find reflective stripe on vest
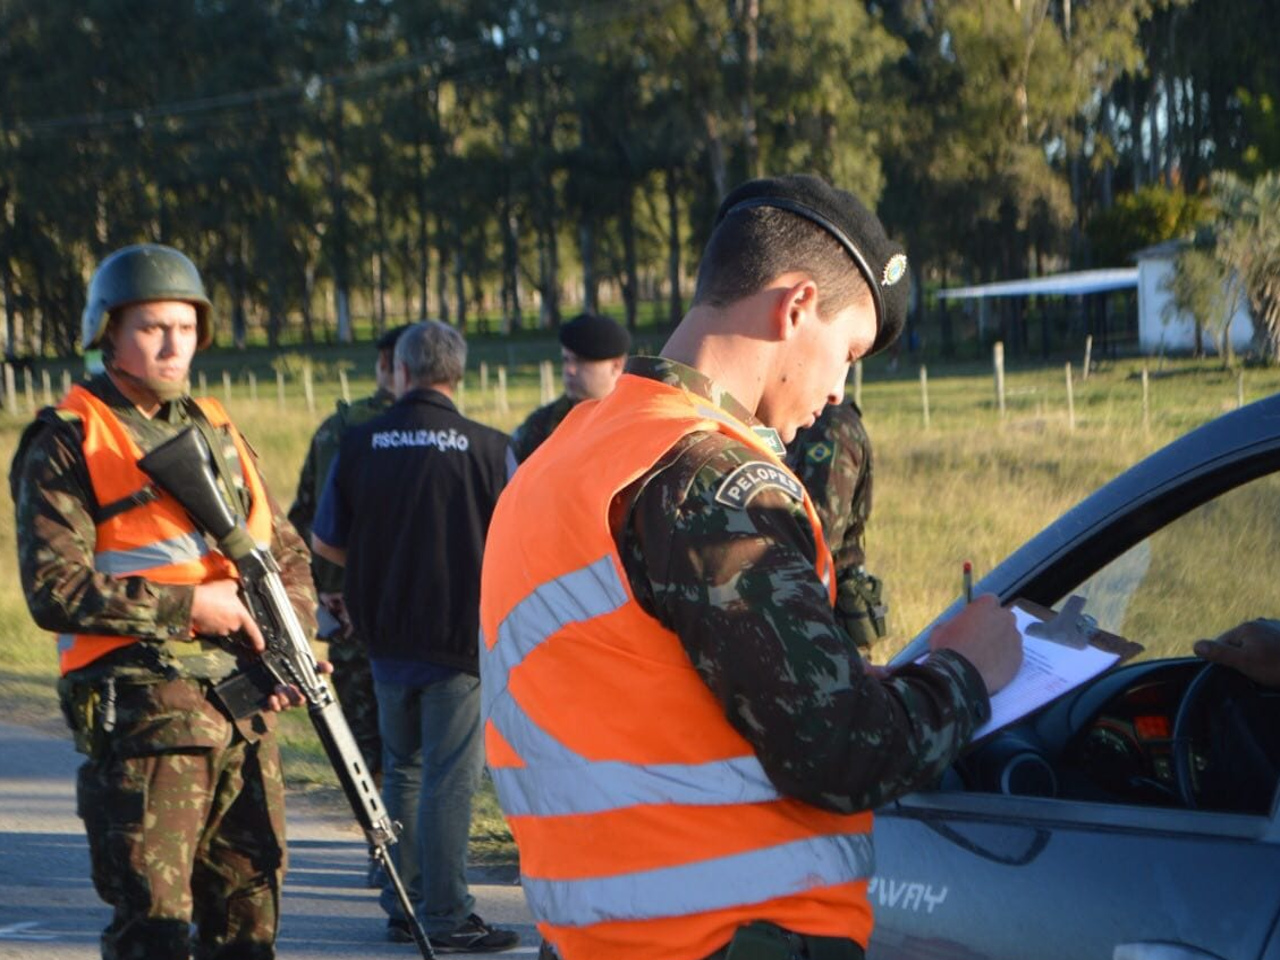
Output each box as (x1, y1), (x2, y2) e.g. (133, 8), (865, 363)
(91, 530), (210, 577)
(480, 555), (783, 818)
(524, 833), (875, 928)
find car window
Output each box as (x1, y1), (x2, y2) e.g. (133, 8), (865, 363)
(1066, 470), (1280, 662)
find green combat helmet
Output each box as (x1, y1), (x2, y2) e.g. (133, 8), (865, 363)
(82, 244), (214, 352)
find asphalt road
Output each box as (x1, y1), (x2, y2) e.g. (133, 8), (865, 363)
(0, 721), (537, 959)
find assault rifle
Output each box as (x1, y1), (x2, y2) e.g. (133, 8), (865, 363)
(138, 427), (435, 960)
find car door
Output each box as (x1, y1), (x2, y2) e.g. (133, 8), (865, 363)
(869, 397), (1280, 960)
(870, 792), (1280, 960)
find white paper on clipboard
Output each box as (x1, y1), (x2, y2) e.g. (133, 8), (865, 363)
(972, 605), (1122, 740)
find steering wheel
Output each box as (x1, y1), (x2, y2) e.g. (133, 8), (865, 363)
(1170, 662), (1218, 810)
(1170, 661), (1280, 812)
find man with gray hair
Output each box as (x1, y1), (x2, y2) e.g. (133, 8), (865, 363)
(312, 320), (517, 952)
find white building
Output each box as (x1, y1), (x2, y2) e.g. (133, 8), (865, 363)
(1133, 239), (1255, 355)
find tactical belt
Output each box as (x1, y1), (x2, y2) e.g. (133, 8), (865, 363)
(708, 922), (865, 960)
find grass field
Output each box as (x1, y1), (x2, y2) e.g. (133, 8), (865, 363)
(2, 342), (1277, 861)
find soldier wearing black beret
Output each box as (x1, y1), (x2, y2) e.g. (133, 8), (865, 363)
(505, 312), (630, 472)
(483, 173), (1023, 960)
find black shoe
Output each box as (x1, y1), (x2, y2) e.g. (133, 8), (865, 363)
(387, 917), (416, 944)
(428, 914), (520, 954)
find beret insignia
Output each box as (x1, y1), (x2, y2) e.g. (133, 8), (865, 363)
(882, 253), (908, 287)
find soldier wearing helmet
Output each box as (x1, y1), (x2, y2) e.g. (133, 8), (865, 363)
(9, 243), (320, 959)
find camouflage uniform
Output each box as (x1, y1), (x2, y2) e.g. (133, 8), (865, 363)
(615, 358), (989, 814)
(10, 374), (317, 960)
(507, 394), (579, 465)
(289, 389), (394, 776)
(786, 400), (887, 652)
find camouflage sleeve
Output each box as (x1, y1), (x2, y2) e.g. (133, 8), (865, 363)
(236, 431), (318, 640)
(11, 417), (195, 638)
(508, 413), (539, 465)
(266, 484), (319, 639)
(287, 432), (320, 543)
(788, 404), (872, 578)
(623, 432), (989, 814)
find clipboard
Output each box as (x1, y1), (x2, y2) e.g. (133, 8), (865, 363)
(971, 596), (1144, 742)
(1014, 596), (1144, 660)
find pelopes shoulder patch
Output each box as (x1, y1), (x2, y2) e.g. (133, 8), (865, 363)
(715, 461), (805, 509)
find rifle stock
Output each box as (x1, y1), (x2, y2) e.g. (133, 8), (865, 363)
(138, 427), (435, 959)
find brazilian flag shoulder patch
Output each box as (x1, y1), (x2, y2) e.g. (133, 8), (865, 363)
(805, 442), (833, 465)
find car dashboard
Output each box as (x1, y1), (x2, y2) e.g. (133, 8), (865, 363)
(951, 658), (1280, 814)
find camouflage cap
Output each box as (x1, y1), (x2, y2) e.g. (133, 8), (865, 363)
(715, 174), (909, 358)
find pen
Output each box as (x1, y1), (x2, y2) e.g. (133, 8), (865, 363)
(963, 560), (973, 603)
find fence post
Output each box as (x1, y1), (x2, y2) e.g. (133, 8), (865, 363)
(222, 370), (233, 403)
(852, 360), (863, 409)
(339, 369), (350, 404)
(1237, 370), (1245, 409)
(276, 371), (286, 411)
(1082, 335), (1093, 382)
(480, 362), (489, 393)
(197, 371), (208, 396)
(1141, 366), (1150, 435)
(1065, 362), (1075, 431)
(42, 369), (53, 406)
(919, 365), (930, 429)
(496, 366), (509, 415)
(249, 372), (258, 403)
(61, 370), (72, 398)
(540, 360), (554, 405)
(993, 342), (1006, 418)
(4, 364), (15, 413)
(23, 367), (35, 413)
(303, 364), (315, 415)
(457, 378), (467, 413)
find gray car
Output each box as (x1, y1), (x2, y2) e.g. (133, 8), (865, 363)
(870, 393), (1280, 960)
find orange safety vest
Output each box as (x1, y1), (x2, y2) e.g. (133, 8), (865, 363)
(480, 374), (875, 960)
(55, 385), (273, 675)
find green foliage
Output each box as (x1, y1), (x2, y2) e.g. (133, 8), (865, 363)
(1087, 184), (1206, 267)
(1161, 244), (1238, 363)
(1211, 171), (1280, 361)
(0, 0), (1276, 364)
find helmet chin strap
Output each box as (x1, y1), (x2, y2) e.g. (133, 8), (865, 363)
(107, 363), (191, 405)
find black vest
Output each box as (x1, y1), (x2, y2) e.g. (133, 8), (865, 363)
(333, 388), (508, 674)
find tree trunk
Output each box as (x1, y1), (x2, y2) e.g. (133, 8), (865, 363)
(621, 186), (638, 330)
(666, 167), (683, 325)
(452, 229), (467, 331)
(738, 0), (760, 179)
(580, 218), (598, 314)
(328, 92), (352, 344)
(705, 111), (728, 201)
(436, 213), (451, 324)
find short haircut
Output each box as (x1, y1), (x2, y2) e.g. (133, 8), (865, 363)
(692, 205), (871, 319)
(395, 320), (467, 387)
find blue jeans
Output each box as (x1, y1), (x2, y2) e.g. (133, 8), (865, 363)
(375, 672), (483, 934)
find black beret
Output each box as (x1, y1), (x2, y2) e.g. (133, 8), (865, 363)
(376, 323), (412, 351)
(558, 312), (631, 360)
(714, 174), (909, 357)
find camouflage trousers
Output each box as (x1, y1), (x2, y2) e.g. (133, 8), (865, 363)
(326, 629), (382, 778)
(65, 674), (286, 960)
